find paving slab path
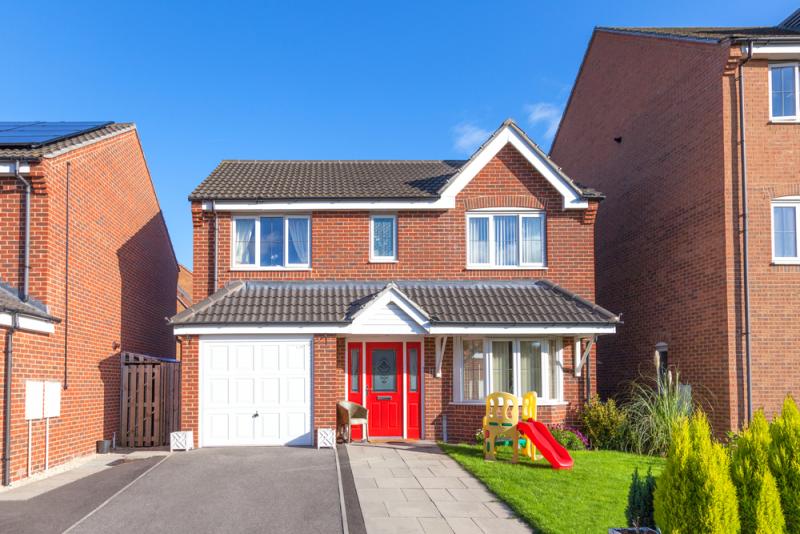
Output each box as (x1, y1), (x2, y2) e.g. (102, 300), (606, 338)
(347, 441), (531, 534)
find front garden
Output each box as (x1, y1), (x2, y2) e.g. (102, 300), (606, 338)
(444, 369), (800, 534)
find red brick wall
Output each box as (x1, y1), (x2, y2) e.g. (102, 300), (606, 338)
(551, 30), (788, 433)
(0, 129), (177, 482)
(192, 144), (598, 303)
(737, 59), (800, 421)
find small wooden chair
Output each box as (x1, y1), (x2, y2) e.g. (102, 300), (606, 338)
(337, 401), (369, 443)
(483, 392), (520, 462)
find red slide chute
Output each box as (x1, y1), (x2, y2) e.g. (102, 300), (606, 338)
(517, 420), (574, 470)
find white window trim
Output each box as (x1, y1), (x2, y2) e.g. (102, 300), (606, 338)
(231, 214), (312, 271)
(768, 63), (800, 123)
(771, 198), (800, 264)
(465, 210), (546, 270)
(369, 213), (398, 263)
(452, 336), (565, 406)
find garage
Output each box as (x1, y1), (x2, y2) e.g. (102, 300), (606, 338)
(200, 337), (312, 446)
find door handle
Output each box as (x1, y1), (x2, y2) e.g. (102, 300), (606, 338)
(253, 411), (259, 418)
(376, 396), (391, 400)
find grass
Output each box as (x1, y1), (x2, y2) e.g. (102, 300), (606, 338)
(440, 443), (665, 534)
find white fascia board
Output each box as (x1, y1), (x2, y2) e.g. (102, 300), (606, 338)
(174, 323), (616, 336)
(750, 44), (800, 59)
(0, 312), (55, 334)
(0, 161), (32, 175)
(427, 325), (616, 335)
(439, 126), (588, 210)
(349, 286), (430, 325)
(203, 198), (455, 212)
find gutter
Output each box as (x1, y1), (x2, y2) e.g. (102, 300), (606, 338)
(739, 42), (754, 423)
(2, 313), (17, 486)
(13, 161), (31, 302)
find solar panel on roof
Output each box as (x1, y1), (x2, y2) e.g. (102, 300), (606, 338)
(0, 121), (114, 148)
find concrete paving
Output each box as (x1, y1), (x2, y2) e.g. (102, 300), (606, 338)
(347, 441), (532, 534)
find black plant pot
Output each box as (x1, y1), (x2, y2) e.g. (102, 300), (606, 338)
(608, 529), (659, 534)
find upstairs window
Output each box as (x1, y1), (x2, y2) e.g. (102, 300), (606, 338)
(233, 215), (311, 269)
(466, 211), (545, 268)
(770, 64), (799, 121)
(370, 214), (397, 262)
(772, 199), (800, 264)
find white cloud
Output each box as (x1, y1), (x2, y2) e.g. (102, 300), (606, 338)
(525, 102), (563, 140)
(452, 122), (491, 154)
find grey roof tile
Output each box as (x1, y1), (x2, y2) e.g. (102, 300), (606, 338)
(600, 25), (800, 43)
(0, 123), (134, 160)
(170, 280), (618, 327)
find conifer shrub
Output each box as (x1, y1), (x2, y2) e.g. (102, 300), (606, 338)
(730, 410), (785, 534)
(769, 396), (800, 533)
(626, 467), (656, 529)
(653, 411), (739, 533)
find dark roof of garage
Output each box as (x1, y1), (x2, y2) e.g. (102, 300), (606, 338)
(0, 280), (59, 322)
(169, 280), (619, 327)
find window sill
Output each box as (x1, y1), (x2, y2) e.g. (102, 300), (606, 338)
(769, 119), (800, 124)
(369, 259), (399, 264)
(231, 266), (312, 272)
(450, 399), (568, 407)
(772, 259), (800, 265)
(466, 265), (548, 271)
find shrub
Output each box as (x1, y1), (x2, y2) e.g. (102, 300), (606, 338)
(769, 396), (800, 533)
(653, 411), (739, 533)
(626, 467), (656, 529)
(624, 370), (693, 456)
(548, 425), (587, 451)
(730, 410), (785, 534)
(582, 396), (627, 450)
(475, 428), (485, 445)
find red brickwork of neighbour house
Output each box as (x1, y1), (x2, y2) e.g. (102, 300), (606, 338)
(552, 29), (800, 433)
(181, 142), (601, 445)
(0, 128), (176, 483)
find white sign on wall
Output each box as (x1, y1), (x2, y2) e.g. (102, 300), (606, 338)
(25, 381), (44, 420)
(44, 381), (61, 418)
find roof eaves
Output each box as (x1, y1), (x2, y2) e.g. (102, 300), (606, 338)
(42, 123), (136, 159)
(535, 279), (621, 323)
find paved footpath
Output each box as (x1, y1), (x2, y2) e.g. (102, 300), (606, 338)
(348, 441), (531, 534)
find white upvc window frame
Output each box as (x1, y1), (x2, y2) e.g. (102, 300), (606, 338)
(452, 336), (564, 406)
(465, 209), (546, 270)
(768, 62), (800, 122)
(771, 197), (800, 265)
(231, 214), (312, 271)
(369, 213), (398, 263)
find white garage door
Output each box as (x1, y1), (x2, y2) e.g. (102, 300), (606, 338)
(200, 337), (312, 446)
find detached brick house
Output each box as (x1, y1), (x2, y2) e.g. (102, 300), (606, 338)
(0, 122), (176, 484)
(172, 120), (618, 447)
(551, 10), (800, 432)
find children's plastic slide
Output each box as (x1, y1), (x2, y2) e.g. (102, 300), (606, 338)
(516, 420), (574, 470)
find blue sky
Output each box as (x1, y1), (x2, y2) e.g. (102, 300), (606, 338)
(3, 1), (794, 267)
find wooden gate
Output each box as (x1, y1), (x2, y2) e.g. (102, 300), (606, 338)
(120, 352), (180, 447)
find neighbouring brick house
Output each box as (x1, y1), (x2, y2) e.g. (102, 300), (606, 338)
(172, 119), (618, 447)
(551, 10), (800, 432)
(0, 122), (177, 484)
(176, 264), (193, 359)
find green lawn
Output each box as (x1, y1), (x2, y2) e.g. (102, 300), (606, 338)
(440, 443), (664, 534)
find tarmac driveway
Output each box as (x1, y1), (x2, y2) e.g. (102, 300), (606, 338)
(70, 447), (344, 534)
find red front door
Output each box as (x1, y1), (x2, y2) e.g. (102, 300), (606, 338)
(367, 342), (403, 437)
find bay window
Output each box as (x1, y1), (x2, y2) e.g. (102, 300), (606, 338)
(454, 337), (563, 404)
(772, 199), (800, 264)
(466, 211), (545, 268)
(770, 64), (800, 121)
(233, 215), (311, 269)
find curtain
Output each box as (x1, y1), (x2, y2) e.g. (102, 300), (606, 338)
(260, 217), (284, 266)
(462, 340), (485, 401)
(235, 219), (255, 264)
(522, 216), (544, 264)
(288, 218), (309, 265)
(548, 343), (559, 400)
(469, 217), (490, 264)
(494, 215), (518, 266)
(491, 341), (513, 393)
(373, 217), (395, 257)
(520, 341), (542, 397)
(774, 206), (797, 257)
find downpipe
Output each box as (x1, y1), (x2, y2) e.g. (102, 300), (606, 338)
(3, 316), (17, 486)
(13, 160), (31, 302)
(739, 42), (754, 423)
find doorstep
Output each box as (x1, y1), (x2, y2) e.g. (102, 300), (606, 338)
(346, 441), (531, 534)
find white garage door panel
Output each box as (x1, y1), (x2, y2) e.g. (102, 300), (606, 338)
(201, 338), (312, 446)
